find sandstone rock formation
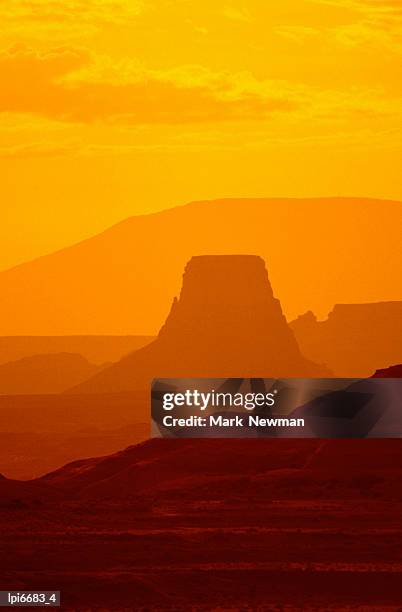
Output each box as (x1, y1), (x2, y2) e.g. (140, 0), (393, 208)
(291, 302), (402, 377)
(372, 364), (402, 378)
(71, 255), (328, 394)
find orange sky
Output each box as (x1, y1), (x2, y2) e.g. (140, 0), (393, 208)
(1, 0), (402, 270)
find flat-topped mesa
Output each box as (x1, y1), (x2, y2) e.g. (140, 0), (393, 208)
(327, 301), (402, 326)
(290, 301), (402, 377)
(69, 255), (328, 393)
(158, 255), (325, 375)
(160, 255), (277, 337)
(178, 255), (275, 306)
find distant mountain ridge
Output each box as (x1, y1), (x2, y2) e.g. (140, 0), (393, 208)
(0, 336), (154, 367)
(0, 353), (106, 395)
(0, 197), (400, 335)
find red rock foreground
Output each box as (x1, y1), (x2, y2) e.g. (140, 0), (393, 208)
(1, 438), (402, 610)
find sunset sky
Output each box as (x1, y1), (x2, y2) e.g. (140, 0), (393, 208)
(1, 0), (402, 269)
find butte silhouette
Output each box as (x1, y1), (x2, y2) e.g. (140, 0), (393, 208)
(71, 255), (329, 393)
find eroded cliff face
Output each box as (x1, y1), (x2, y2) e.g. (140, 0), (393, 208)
(159, 255), (303, 364)
(373, 365), (402, 378)
(291, 302), (402, 377)
(72, 255), (328, 393)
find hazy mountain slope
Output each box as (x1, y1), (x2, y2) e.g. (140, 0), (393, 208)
(0, 198), (401, 335)
(0, 390), (149, 479)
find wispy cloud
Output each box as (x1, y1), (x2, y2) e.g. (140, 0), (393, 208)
(0, 0), (144, 38)
(0, 45), (299, 125)
(0, 140), (80, 158)
(222, 5), (252, 23)
(311, 0), (402, 52)
(1, 40), (402, 162)
(312, 0), (402, 16)
(275, 25), (320, 42)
